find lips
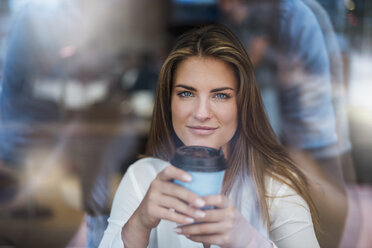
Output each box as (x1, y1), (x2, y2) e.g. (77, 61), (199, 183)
(187, 125), (218, 135)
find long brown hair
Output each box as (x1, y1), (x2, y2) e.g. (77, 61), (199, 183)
(145, 24), (318, 228)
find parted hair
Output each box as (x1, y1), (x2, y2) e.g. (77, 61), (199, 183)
(145, 23), (318, 228)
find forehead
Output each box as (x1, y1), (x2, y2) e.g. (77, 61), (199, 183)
(173, 56), (237, 89)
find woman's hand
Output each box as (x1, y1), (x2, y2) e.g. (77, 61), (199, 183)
(132, 165), (207, 231)
(174, 194), (272, 248)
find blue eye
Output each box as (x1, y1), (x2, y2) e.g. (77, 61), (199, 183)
(178, 91), (193, 97)
(215, 93), (230, 99)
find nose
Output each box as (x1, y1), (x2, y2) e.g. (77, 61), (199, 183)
(193, 98), (212, 122)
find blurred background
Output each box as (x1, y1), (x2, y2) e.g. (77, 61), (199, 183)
(0, 0), (371, 247)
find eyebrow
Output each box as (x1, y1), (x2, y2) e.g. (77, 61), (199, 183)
(174, 84), (196, 91)
(174, 84), (234, 93)
(210, 87), (234, 93)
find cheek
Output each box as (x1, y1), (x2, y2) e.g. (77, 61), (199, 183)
(217, 103), (238, 125)
(221, 106), (238, 139)
(171, 106), (190, 145)
(226, 111), (238, 135)
(171, 100), (188, 131)
(172, 99), (195, 120)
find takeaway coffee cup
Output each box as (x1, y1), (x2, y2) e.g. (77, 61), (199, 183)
(171, 146), (227, 197)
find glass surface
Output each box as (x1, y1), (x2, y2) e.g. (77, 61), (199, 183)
(0, 0), (371, 247)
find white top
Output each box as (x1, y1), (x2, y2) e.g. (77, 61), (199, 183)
(99, 158), (319, 248)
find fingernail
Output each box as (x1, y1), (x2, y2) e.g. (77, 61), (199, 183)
(182, 174), (192, 182)
(174, 228), (182, 234)
(185, 217), (194, 223)
(195, 210), (206, 218)
(194, 199), (205, 207)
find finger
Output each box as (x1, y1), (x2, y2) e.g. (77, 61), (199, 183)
(157, 165), (192, 182)
(155, 205), (195, 225)
(175, 221), (228, 235)
(158, 181), (205, 208)
(156, 194), (206, 219)
(194, 208), (228, 222)
(202, 194), (233, 209)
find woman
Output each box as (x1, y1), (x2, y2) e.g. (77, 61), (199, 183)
(99, 24), (319, 248)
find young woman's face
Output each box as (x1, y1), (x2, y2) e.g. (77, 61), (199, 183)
(171, 56), (238, 155)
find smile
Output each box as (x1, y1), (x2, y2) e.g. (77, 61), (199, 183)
(187, 126), (218, 135)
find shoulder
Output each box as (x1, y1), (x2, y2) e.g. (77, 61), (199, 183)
(265, 175), (309, 210)
(115, 157), (169, 196)
(265, 176), (319, 246)
(265, 176), (312, 231)
(126, 157), (169, 178)
(128, 157), (169, 174)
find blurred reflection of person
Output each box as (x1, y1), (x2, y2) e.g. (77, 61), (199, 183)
(0, 3), (66, 246)
(0, 1), (127, 247)
(220, 0), (351, 182)
(218, 0), (353, 247)
(100, 24), (320, 248)
(0, 2), (63, 201)
(301, 0), (355, 182)
(219, 0), (351, 184)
